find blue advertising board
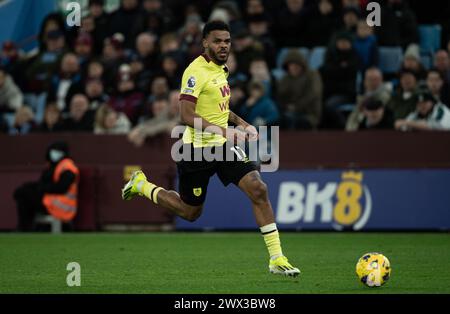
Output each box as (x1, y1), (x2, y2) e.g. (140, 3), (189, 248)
(175, 170), (450, 231)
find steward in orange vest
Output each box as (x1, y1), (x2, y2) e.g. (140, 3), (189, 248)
(42, 143), (79, 222)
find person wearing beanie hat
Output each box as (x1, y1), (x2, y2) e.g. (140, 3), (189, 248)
(387, 69), (419, 120)
(395, 88), (450, 130)
(357, 97), (394, 130)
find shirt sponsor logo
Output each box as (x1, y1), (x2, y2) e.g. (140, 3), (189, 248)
(183, 88), (194, 94)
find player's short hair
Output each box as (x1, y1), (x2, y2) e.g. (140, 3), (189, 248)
(202, 20), (230, 39)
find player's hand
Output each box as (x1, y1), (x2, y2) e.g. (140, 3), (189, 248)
(245, 125), (259, 141)
(226, 128), (248, 143)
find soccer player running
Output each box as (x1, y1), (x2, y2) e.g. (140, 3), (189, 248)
(122, 21), (300, 277)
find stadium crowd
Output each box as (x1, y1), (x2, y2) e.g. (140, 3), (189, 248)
(1, 0), (450, 145)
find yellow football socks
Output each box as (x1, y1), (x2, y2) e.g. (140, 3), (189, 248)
(260, 223), (283, 260)
(140, 181), (163, 204)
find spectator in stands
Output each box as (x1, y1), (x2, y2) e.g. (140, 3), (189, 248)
(129, 33), (160, 89)
(306, 0), (338, 48)
(74, 32), (94, 68)
(426, 70), (449, 107)
(346, 67), (392, 130)
(226, 52), (247, 87)
(8, 106), (36, 135)
(94, 103), (131, 134)
(48, 53), (83, 112)
(240, 81), (279, 127)
(233, 29), (264, 76)
(248, 58), (274, 97)
(210, 1), (246, 35)
(0, 67), (23, 113)
(61, 94), (95, 132)
(85, 78), (109, 110)
(14, 141), (79, 231)
(354, 20), (378, 72)
(340, 6), (360, 36)
(147, 75), (170, 103)
(275, 0), (310, 48)
(277, 49), (322, 130)
(107, 64), (145, 125)
(247, 13), (276, 69)
(142, 0), (176, 33)
(395, 89), (450, 131)
(433, 50), (450, 91)
(178, 14), (204, 63)
(1, 41), (23, 87)
(88, 0), (110, 55)
(102, 33), (127, 92)
(401, 46), (427, 81)
(86, 60), (105, 81)
(160, 51), (183, 90)
(128, 97), (176, 146)
(230, 80), (247, 113)
(37, 13), (68, 53)
(376, 0), (419, 49)
(388, 69), (419, 120)
(245, 0), (267, 21)
(107, 0), (146, 49)
(25, 29), (67, 94)
(320, 31), (359, 110)
(355, 97), (395, 130)
(34, 103), (63, 133)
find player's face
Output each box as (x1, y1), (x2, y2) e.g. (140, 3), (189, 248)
(204, 30), (231, 65)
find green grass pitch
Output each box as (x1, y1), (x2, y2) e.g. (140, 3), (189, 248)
(0, 232), (449, 294)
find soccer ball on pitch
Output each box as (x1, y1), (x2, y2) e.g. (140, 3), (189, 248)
(356, 252), (391, 287)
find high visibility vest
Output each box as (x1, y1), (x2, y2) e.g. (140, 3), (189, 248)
(42, 158), (79, 222)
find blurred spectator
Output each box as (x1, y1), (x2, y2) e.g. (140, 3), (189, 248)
(306, 0), (339, 48)
(128, 32), (159, 92)
(14, 141), (79, 231)
(159, 33), (180, 54)
(25, 29), (67, 94)
(33, 103), (63, 133)
(107, 0), (146, 49)
(147, 75), (170, 103)
(94, 103), (131, 134)
(8, 106), (36, 135)
(354, 97), (395, 130)
(376, 0), (419, 49)
(233, 29), (264, 76)
(340, 6), (360, 35)
(86, 60), (105, 81)
(249, 58), (273, 95)
(433, 50), (450, 92)
(226, 52), (247, 87)
(230, 80), (247, 113)
(160, 51), (183, 89)
(388, 69), (419, 120)
(245, 0), (266, 21)
(128, 97), (176, 146)
(37, 13), (68, 52)
(346, 67), (393, 130)
(354, 20), (378, 72)
(74, 32), (94, 67)
(239, 81), (279, 127)
(1, 41), (23, 87)
(102, 33), (127, 92)
(277, 49), (322, 129)
(107, 64), (145, 124)
(142, 0), (177, 33)
(178, 14), (204, 62)
(0, 67), (23, 113)
(401, 45), (426, 80)
(395, 89), (450, 131)
(85, 78), (109, 110)
(88, 0), (110, 55)
(426, 70), (449, 107)
(247, 13), (276, 68)
(275, 0), (310, 48)
(210, 1), (246, 35)
(61, 94), (95, 132)
(321, 31), (359, 109)
(48, 53), (82, 112)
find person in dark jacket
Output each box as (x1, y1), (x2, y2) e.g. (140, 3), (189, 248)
(357, 97), (395, 130)
(274, 0), (310, 48)
(13, 141), (77, 231)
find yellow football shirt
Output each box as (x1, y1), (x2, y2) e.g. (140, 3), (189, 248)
(179, 54), (231, 148)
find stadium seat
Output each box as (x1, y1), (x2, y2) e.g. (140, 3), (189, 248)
(419, 24), (442, 54)
(378, 47), (403, 74)
(271, 68), (286, 81)
(276, 47), (310, 69)
(309, 47), (326, 70)
(420, 54), (432, 70)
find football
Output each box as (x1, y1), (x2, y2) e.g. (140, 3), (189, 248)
(356, 253), (391, 287)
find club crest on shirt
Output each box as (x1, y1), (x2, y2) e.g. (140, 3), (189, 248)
(187, 76), (196, 88)
(193, 187), (202, 197)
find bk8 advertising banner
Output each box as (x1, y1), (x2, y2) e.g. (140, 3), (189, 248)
(175, 170), (450, 231)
